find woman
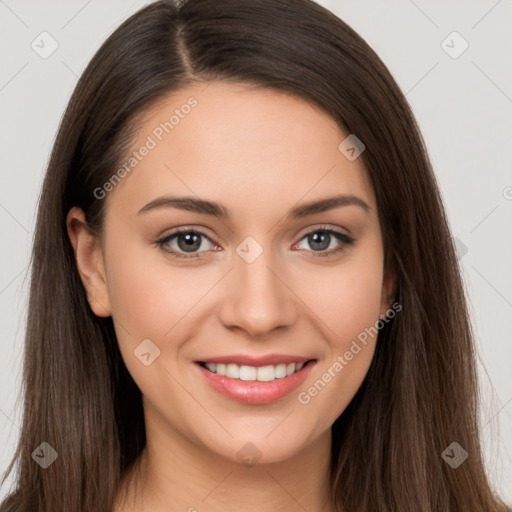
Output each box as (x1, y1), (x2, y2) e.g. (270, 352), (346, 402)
(1, 0), (509, 510)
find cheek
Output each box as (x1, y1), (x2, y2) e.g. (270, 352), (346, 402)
(331, 257), (383, 342)
(102, 239), (213, 404)
(296, 233), (384, 345)
(104, 231), (212, 341)
(294, 235), (384, 421)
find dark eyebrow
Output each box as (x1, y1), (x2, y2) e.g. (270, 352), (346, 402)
(289, 194), (370, 217)
(137, 194), (371, 218)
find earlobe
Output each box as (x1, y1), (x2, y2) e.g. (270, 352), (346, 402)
(66, 207), (112, 318)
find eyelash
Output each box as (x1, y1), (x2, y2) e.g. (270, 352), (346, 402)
(155, 225), (355, 261)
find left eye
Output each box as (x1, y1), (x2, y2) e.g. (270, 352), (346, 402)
(294, 229), (354, 256)
(156, 227), (354, 260)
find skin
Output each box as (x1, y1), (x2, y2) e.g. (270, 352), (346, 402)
(67, 81), (396, 512)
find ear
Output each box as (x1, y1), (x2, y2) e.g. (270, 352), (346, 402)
(66, 207), (111, 317)
(379, 256), (398, 319)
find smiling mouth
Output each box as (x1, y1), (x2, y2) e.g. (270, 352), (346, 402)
(197, 360), (316, 382)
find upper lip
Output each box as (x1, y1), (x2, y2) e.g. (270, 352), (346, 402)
(197, 354), (315, 366)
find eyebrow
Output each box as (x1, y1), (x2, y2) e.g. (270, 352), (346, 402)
(137, 194), (371, 219)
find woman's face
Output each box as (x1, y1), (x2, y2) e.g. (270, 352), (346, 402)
(70, 81), (395, 464)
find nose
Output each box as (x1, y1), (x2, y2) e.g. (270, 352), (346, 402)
(218, 249), (298, 338)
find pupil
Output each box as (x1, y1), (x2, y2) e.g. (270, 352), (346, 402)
(310, 232), (329, 251)
(178, 233), (201, 252)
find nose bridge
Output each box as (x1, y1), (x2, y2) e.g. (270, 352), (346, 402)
(219, 236), (296, 335)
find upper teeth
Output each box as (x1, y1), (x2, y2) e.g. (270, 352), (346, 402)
(204, 362), (305, 381)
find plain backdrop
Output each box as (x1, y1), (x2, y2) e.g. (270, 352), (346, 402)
(1, 0), (511, 504)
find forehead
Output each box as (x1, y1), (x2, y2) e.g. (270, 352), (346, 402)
(107, 81), (376, 221)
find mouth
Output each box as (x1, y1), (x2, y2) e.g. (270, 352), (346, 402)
(197, 360), (313, 382)
(194, 358), (317, 405)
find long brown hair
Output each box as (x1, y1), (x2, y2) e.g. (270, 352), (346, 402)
(1, 0), (509, 510)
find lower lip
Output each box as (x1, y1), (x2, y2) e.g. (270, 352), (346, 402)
(195, 361), (316, 405)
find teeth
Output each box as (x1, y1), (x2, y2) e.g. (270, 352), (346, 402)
(225, 363), (239, 379)
(239, 365), (257, 381)
(202, 361), (308, 381)
(275, 364), (287, 378)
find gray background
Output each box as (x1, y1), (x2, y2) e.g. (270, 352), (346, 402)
(1, 0), (511, 504)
